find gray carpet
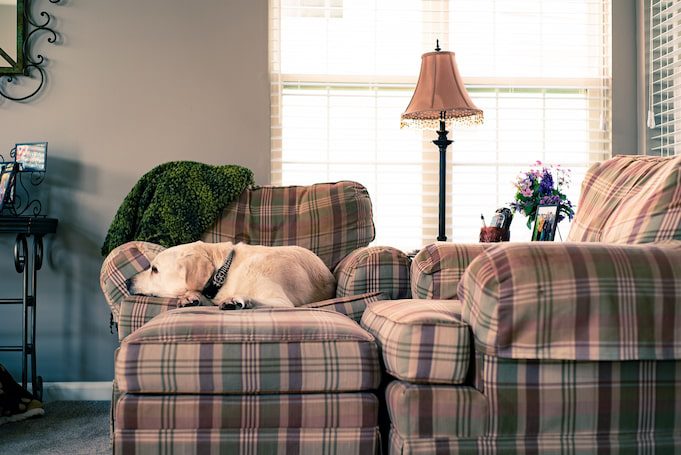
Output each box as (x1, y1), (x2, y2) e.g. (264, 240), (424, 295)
(0, 401), (110, 455)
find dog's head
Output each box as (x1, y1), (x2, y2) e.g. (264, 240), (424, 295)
(129, 241), (216, 298)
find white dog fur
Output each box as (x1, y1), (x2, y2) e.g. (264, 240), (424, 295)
(130, 241), (336, 309)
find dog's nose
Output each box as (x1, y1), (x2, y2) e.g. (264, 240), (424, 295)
(128, 274), (142, 295)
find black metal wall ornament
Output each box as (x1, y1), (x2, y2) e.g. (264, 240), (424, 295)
(0, 0), (61, 102)
(0, 147), (46, 217)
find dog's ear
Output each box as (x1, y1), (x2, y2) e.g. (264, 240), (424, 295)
(180, 254), (215, 291)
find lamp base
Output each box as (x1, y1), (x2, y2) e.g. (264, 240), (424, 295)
(434, 118), (452, 242)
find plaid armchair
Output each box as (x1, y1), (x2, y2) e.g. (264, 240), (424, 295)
(100, 181), (411, 454)
(361, 155), (681, 454)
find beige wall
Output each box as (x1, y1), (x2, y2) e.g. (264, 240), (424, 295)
(612, 0), (638, 155)
(0, 0), (269, 380)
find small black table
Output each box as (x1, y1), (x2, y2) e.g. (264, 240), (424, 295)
(0, 216), (58, 401)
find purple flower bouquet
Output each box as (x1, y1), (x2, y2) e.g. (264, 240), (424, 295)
(509, 161), (575, 229)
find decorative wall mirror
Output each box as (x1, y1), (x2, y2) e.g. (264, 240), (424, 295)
(0, 0), (23, 75)
(0, 0), (60, 101)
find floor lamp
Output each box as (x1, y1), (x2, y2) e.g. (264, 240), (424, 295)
(401, 43), (483, 241)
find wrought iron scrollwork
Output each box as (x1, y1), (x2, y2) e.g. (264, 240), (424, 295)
(34, 235), (44, 270)
(0, 148), (45, 217)
(0, 0), (61, 102)
(14, 234), (28, 273)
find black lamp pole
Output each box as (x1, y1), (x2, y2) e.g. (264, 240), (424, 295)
(434, 111), (452, 241)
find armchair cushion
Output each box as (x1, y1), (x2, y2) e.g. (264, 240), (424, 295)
(202, 181), (375, 270)
(116, 306), (381, 394)
(361, 299), (470, 384)
(411, 243), (494, 299)
(568, 154), (681, 244)
(334, 246), (411, 300)
(118, 293), (385, 340)
(299, 292), (387, 323)
(459, 241), (681, 361)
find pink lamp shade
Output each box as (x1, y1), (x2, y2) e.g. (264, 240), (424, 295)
(401, 51), (483, 129)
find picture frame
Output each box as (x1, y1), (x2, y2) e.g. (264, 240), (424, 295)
(0, 162), (18, 213)
(532, 204), (559, 241)
(14, 142), (47, 172)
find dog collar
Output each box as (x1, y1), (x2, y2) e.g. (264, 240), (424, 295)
(202, 250), (235, 299)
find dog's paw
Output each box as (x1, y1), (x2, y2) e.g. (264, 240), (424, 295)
(218, 297), (253, 311)
(178, 291), (203, 308)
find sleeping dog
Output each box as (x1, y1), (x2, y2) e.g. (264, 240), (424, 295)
(129, 241), (336, 310)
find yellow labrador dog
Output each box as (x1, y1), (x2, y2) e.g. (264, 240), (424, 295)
(129, 241), (336, 310)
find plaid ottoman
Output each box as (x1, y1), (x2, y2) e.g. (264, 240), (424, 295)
(114, 306), (382, 454)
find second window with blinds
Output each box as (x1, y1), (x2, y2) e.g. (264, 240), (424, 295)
(270, 0), (612, 250)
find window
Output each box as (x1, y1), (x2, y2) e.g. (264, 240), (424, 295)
(270, 0), (611, 249)
(648, 0), (681, 157)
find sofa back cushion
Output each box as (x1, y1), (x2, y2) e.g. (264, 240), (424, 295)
(567, 154), (681, 243)
(202, 181), (375, 270)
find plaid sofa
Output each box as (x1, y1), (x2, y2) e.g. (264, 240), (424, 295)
(361, 155), (681, 454)
(100, 181), (411, 454)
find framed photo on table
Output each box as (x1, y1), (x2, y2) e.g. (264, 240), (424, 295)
(14, 142), (47, 172)
(532, 205), (559, 241)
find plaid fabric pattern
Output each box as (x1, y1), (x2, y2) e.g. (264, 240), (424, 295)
(388, 429), (681, 455)
(335, 246), (411, 300)
(361, 299), (470, 384)
(117, 296), (179, 340)
(386, 381), (487, 438)
(201, 181), (375, 270)
(116, 393), (378, 429)
(300, 292), (386, 322)
(388, 354), (681, 453)
(477, 354), (681, 438)
(114, 428), (380, 455)
(116, 306), (381, 394)
(100, 242), (166, 322)
(411, 243), (493, 300)
(568, 154), (681, 244)
(111, 379), (122, 446)
(117, 292), (385, 340)
(459, 241), (681, 360)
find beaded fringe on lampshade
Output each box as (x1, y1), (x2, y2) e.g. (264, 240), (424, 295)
(400, 110), (484, 129)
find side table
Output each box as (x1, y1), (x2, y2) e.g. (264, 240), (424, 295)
(0, 216), (58, 401)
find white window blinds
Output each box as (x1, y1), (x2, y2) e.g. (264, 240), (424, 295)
(270, 0), (612, 249)
(648, 0), (681, 157)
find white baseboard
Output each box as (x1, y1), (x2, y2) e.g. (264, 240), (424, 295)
(29, 381), (112, 402)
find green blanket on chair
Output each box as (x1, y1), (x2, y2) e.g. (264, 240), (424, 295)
(101, 161), (254, 256)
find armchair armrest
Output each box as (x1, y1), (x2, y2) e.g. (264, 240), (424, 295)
(458, 241), (681, 361)
(411, 243), (494, 299)
(100, 241), (166, 323)
(118, 295), (180, 340)
(334, 246), (411, 300)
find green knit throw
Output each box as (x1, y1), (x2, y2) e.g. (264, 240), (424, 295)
(101, 161), (254, 256)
